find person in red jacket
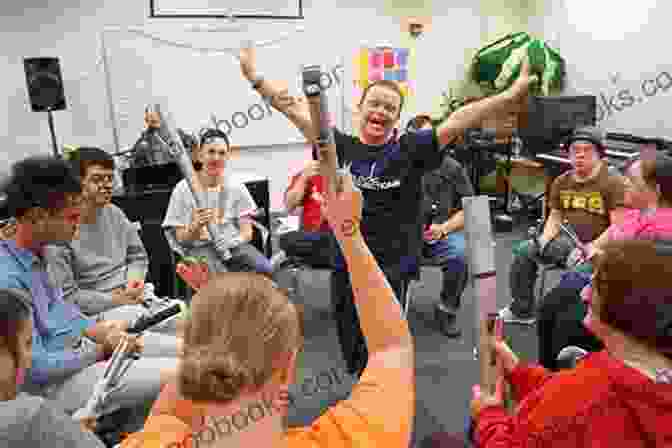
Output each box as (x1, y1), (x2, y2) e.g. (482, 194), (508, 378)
(277, 146), (334, 269)
(471, 237), (672, 447)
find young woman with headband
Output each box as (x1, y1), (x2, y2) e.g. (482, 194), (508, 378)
(163, 128), (273, 284)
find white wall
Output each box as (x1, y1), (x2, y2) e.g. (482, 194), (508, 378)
(1, 0), (487, 210)
(528, 0), (672, 139)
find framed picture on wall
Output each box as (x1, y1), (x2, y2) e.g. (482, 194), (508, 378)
(149, 0), (303, 19)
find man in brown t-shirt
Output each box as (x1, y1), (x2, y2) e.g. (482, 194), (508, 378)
(501, 126), (627, 324)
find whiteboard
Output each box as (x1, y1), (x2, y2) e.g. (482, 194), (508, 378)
(103, 26), (352, 151)
(151, 0), (303, 18)
(535, 1), (672, 139)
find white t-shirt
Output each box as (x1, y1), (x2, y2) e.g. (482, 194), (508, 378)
(162, 178), (258, 269)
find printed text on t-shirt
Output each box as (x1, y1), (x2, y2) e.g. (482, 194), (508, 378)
(559, 191), (606, 215)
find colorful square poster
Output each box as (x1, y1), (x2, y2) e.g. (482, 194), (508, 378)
(354, 46), (413, 106)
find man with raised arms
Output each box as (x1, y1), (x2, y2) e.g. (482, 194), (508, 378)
(238, 45), (537, 376)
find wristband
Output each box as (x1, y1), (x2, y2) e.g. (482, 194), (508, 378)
(339, 219), (359, 238)
(96, 346), (107, 362)
(251, 76), (264, 90)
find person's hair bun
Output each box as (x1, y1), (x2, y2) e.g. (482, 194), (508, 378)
(179, 347), (253, 403)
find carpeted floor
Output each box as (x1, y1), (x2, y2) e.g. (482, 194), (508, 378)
(273, 220), (567, 447)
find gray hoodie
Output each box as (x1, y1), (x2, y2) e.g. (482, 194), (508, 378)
(0, 393), (104, 447)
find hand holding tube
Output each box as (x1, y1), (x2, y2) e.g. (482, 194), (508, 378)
(239, 42), (257, 81)
(191, 208), (216, 230)
(73, 304), (183, 420)
(73, 336), (135, 421)
(559, 220), (595, 267)
(302, 65), (339, 195)
(153, 106), (232, 263)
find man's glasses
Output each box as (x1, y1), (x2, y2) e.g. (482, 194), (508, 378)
(88, 175), (115, 186)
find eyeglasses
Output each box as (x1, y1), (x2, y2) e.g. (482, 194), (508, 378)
(88, 175), (115, 185)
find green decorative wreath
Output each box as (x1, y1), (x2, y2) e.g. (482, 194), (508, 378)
(470, 32), (566, 96)
(434, 32), (566, 125)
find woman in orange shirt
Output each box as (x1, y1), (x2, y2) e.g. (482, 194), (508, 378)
(122, 171), (416, 448)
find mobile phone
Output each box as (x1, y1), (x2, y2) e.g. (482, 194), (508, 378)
(487, 314), (500, 367)
(495, 316), (504, 341)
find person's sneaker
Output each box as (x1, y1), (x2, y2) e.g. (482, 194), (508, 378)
(435, 306), (461, 338)
(498, 305), (536, 325)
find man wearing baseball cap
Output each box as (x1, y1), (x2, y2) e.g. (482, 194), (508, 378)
(501, 126), (628, 324)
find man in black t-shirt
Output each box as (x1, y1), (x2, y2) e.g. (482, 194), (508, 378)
(409, 115), (474, 337)
(238, 46), (537, 376)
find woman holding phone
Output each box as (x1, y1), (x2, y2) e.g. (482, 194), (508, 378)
(471, 238), (672, 447)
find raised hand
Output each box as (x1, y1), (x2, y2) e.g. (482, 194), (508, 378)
(270, 84), (302, 110)
(493, 339), (520, 377)
(510, 56), (538, 99)
(239, 41), (257, 81)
